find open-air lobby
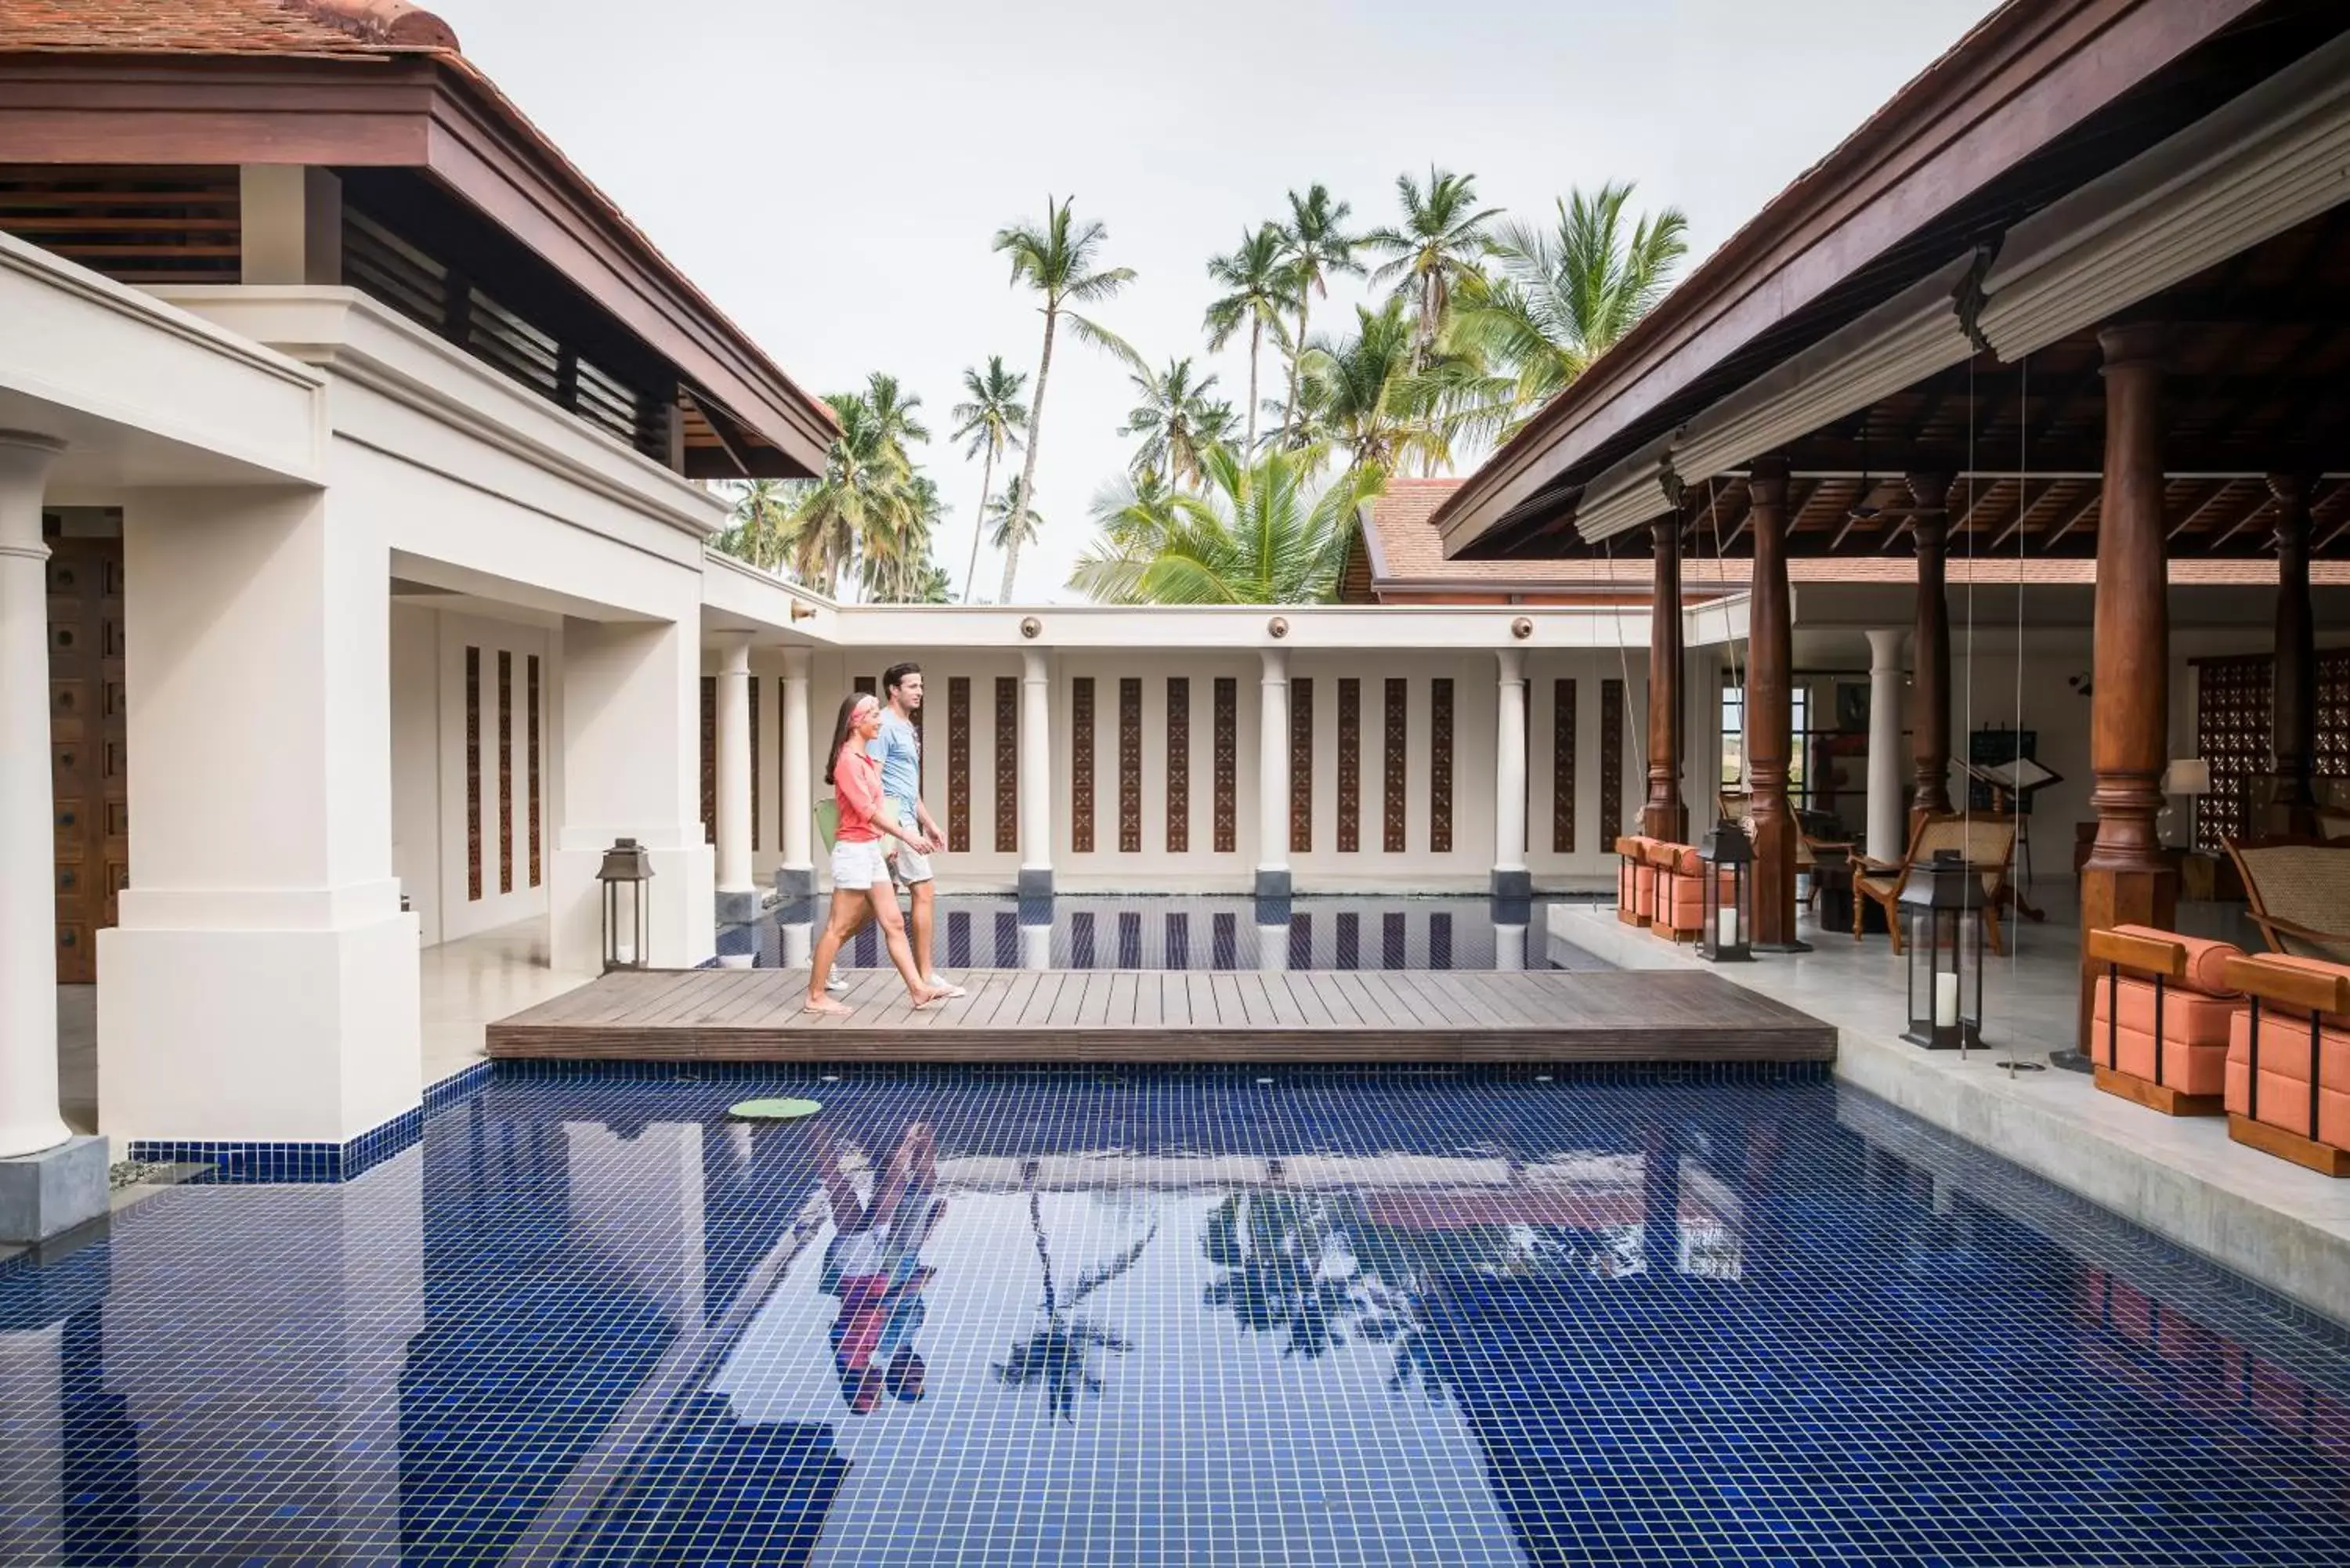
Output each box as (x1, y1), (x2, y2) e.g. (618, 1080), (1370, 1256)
(5, 0), (2350, 1563)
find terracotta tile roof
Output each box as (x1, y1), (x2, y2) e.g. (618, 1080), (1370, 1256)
(0, 1), (455, 56)
(1364, 478), (2349, 591)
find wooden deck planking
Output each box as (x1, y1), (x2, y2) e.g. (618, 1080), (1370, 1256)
(486, 966), (1835, 1064)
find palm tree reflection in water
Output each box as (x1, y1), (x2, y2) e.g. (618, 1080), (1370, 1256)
(995, 1180), (1159, 1423)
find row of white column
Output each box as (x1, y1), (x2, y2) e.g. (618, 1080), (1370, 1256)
(703, 643), (1541, 910)
(0, 433), (69, 1161)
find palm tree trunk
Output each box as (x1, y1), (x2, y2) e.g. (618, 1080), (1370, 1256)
(1284, 293), (1311, 444)
(1001, 307), (1056, 604)
(1245, 316), (1260, 456)
(961, 444), (996, 603)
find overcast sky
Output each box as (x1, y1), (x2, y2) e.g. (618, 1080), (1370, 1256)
(444, 0), (1991, 602)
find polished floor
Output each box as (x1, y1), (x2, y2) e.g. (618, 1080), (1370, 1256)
(4, 1067), (2347, 1565)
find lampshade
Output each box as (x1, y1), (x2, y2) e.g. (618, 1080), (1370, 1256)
(2161, 758), (2211, 797)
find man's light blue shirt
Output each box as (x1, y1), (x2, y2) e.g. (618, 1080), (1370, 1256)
(869, 708), (922, 804)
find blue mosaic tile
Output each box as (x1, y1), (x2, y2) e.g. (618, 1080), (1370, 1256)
(9, 1066), (2348, 1564)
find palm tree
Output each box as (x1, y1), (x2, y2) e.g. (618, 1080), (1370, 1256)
(992, 196), (1142, 602)
(1274, 184), (1361, 446)
(949, 356), (1029, 602)
(716, 477), (801, 573)
(862, 471), (945, 603)
(790, 374), (931, 599)
(1068, 444), (1377, 605)
(985, 476), (1043, 554)
(1203, 223), (1296, 455)
(1456, 182), (1690, 424)
(1119, 356), (1227, 489)
(1361, 166), (1503, 368)
(1297, 298), (1466, 479)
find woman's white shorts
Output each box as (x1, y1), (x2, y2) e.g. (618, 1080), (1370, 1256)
(830, 838), (888, 891)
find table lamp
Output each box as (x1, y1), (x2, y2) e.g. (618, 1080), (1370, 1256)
(2160, 758), (2211, 847)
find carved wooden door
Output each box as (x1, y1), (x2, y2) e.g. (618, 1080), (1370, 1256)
(47, 534), (126, 984)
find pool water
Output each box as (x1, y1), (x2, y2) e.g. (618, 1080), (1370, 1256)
(4, 1067), (2348, 1565)
(739, 893), (1611, 973)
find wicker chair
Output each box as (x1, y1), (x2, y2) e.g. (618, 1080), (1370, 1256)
(2225, 840), (2350, 963)
(1853, 813), (2019, 956)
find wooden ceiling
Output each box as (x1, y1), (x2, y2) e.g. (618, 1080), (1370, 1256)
(1574, 206), (2350, 561)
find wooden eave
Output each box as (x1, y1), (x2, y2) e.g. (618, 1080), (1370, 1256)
(1430, 0), (2281, 558)
(0, 50), (833, 476)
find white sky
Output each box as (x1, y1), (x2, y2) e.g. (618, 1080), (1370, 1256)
(443, 0), (1993, 602)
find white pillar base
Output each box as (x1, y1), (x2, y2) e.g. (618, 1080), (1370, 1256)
(98, 906), (419, 1147)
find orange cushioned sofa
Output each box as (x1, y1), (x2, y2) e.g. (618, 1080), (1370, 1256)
(2084, 925), (2246, 1116)
(2221, 952), (2350, 1176)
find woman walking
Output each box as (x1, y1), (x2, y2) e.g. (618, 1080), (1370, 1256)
(807, 692), (950, 1014)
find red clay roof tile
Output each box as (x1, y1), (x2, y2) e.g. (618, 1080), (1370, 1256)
(0, 0), (452, 57)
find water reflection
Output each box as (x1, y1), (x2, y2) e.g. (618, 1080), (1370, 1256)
(2, 1071), (2348, 1564)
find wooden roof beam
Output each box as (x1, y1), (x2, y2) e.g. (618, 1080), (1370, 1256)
(2043, 488), (2105, 549)
(2166, 479), (2242, 541)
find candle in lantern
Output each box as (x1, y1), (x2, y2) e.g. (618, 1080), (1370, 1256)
(1934, 972), (1959, 1029)
(1716, 908), (1737, 948)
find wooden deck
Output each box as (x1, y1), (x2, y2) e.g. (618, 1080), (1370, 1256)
(486, 966), (1835, 1064)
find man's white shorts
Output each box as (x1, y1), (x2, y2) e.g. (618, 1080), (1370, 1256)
(830, 838), (888, 891)
(888, 797), (935, 884)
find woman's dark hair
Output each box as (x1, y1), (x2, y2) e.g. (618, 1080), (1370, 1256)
(823, 692), (873, 788)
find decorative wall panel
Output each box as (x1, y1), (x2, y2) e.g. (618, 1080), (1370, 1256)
(948, 676), (971, 851)
(749, 677), (761, 854)
(1119, 677), (1143, 854)
(1166, 677), (1191, 852)
(1601, 678), (1625, 844)
(2318, 649), (2350, 787)
(994, 675), (1018, 853)
(497, 649), (513, 894)
(1072, 676), (1096, 854)
(699, 674), (715, 844)
(527, 655), (541, 887)
(1552, 678), (1577, 854)
(1213, 677), (1237, 853)
(1430, 677), (1454, 854)
(465, 646), (482, 901)
(1289, 677), (1314, 854)
(2194, 655), (2270, 851)
(1336, 677), (1361, 853)
(853, 674), (877, 698)
(1384, 678), (1408, 853)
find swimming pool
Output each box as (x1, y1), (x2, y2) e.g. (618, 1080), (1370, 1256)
(4, 1066), (2345, 1564)
(734, 893), (1611, 973)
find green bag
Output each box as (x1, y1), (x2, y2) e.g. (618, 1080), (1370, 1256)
(815, 797), (839, 854)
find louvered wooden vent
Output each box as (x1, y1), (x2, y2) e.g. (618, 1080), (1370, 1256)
(0, 165), (240, 283)
(345, 207), (670, 460)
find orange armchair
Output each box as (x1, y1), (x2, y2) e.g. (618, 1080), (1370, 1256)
(2085, 925), (2244, 1116)
(2220, 952), (2350, 1177)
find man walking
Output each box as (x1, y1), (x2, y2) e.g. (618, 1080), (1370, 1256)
(872, 663), (963, 997)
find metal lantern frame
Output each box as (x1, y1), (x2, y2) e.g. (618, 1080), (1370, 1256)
(1697, 820), (1753, 963)
(598, 836), (655, 973)
(1899, 848), (1984, 1051)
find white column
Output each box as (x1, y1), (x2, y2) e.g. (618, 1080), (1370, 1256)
(778, 648), (814, 898)
(1866, 629), (1907, 863)
(1492, 647), (1529, 898)
(549, 616), (712, 974)
(713, 632), (754, 925)
(100, 487), (419, 1149)
(1257, 648), (1290, 896)
(1018, 649), (1053, 896)
(0, 433), (70, 1160)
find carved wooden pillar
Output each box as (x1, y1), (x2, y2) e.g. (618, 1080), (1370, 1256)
(1906, 472), (1953, 827)
(2073, 323), (2176, 1065)
(2269, 471), (2318, 833)
(1643, 508), (1687, 841)
(1748, 458), (1801, 947)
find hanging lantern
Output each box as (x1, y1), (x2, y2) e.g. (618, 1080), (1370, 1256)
(1899, 849), (1984, 1050)
(1697, 820), (1752, 963)
(598, 837), (655, 973)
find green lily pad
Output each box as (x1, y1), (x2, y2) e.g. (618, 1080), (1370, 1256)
(729, 1097), (822, 1121)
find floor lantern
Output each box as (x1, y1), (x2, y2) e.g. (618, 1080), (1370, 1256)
(1899, 849), (1983, 1051)
(599, 836), (654, 972)
(1697, 821), (1752, 963)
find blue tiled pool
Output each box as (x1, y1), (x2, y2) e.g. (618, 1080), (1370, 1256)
(739, 893), (1611, 972)
(5, 1067), (2348, 1565)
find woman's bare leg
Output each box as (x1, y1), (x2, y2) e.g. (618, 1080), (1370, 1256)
(804, 888), (866, 1011)
(866, 885), (943, 1004)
